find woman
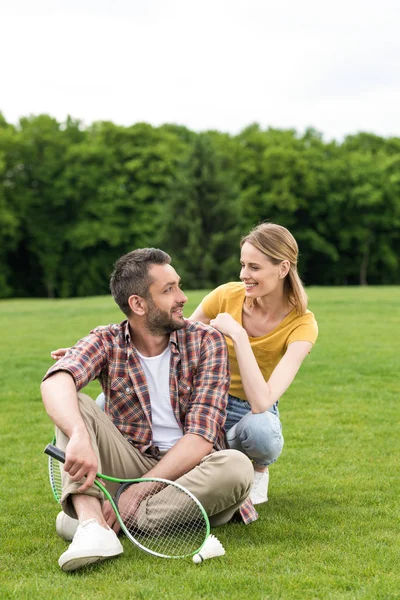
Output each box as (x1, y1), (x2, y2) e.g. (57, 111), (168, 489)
(190, 222), (318, 504)
(51, 222), (317, 506)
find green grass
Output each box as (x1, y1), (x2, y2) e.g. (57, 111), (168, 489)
(0, 287), (399, 599)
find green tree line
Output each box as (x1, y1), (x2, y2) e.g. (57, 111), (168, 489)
(1, 113), (399, 298)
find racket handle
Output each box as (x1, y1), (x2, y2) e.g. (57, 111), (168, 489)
(44, 443), (66, 464)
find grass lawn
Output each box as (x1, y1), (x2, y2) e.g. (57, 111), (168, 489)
(0, 287), (399, 599)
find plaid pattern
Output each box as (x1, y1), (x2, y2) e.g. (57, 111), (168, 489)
(43, 319), (257, 524)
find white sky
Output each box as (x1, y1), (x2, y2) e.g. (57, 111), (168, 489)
(1, 0), (400, 140)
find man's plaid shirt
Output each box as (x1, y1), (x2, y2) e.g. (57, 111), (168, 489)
(44, 319), (258, 524)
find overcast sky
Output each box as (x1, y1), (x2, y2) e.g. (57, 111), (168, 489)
(1, 0), (400, 140)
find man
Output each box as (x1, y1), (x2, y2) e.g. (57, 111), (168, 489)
(41, 248), (256, 572)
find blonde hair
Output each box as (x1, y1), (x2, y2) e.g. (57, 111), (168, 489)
(240, 223), (308, 315)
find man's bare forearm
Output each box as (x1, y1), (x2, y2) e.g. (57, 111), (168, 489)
(41, 372), (98, 490)
(105, 433), (213, 530)
(144, 434), (213, 481)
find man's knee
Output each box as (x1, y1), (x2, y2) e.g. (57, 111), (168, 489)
(77, 392), (100, 419)
(213, 449), (254, 494)
(77, 391), (95, 408)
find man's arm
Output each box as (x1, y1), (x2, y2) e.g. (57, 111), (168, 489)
(41, 373), (99, 491)
(41, 333), (108, 490)
(144, 434), (212, 479)
(104, 433), (213, 531)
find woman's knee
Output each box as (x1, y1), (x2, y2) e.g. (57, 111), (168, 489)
(234, 411), (284, 464)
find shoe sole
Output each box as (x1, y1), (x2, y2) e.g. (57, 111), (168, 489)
(59, 548), (123, 572)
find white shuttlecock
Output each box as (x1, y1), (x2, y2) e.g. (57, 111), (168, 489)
(193, 534), (225, 563)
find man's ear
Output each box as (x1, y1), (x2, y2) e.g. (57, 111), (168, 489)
(128, 295), (147, 316)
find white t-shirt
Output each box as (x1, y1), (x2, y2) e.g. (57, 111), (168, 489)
(136, 347), (183, 451)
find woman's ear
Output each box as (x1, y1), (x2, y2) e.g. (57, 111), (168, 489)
(279, 260), (291, 279)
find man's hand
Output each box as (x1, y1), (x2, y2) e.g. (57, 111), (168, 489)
(103, 499), (119, 532)
(64, 435), (98, 492)
(103, 481), (161, 533)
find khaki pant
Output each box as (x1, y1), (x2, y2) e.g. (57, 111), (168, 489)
(57, 393), (253, 527)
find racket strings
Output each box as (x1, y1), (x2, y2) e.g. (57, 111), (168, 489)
(117, 482), (208, 557)
(49, 455), (63, 503)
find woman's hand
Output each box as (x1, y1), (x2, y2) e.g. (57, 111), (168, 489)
(210, 313), (245, 340)
(50, 347), (69, 361)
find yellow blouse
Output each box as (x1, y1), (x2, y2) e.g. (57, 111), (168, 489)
(201, 282), (318, 400)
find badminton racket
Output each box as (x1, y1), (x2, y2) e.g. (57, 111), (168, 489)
(48, 436), (63, 503)
(44, 443), (210, 559)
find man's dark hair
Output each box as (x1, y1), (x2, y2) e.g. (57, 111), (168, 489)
(110, 248), (171, 316)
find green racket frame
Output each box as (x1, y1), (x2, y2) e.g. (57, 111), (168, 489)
(44, 443), (210, 559)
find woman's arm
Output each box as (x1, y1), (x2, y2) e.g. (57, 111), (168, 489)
(189, 303), (211, 324)
(50, 347), (70, 360)
(210, 312), (312, 413)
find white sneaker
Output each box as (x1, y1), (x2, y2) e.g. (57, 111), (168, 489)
(58, 518), (123, 572)
(56, 511), (79, 541)
(250, 470), (269, 505)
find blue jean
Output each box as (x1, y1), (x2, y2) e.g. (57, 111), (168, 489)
(225, 395), (284, 467)
(97, 391), (284, 466)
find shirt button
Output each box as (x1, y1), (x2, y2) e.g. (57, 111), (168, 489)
(126, 388), (131, 393)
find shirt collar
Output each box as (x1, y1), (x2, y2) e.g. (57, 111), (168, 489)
(123, 320), (187, 350)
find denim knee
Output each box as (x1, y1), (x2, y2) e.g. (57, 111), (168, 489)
(227, 410), (284, 467)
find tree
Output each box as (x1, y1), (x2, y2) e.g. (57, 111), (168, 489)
(0, 115), (20, 296)
(159, 132), (241, 288)
(58, 121), (186, 296)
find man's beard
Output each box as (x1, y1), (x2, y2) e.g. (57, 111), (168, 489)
(144, 298), (186, 336)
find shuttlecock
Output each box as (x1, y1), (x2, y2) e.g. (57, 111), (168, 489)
(193, 534), (225, 563)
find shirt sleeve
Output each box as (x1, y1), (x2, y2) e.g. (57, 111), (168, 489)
(42, 333), (107, 390)
(201, 285), (225, 319)
(287, 313), (318, 346)
(184, 328), (230, 444)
